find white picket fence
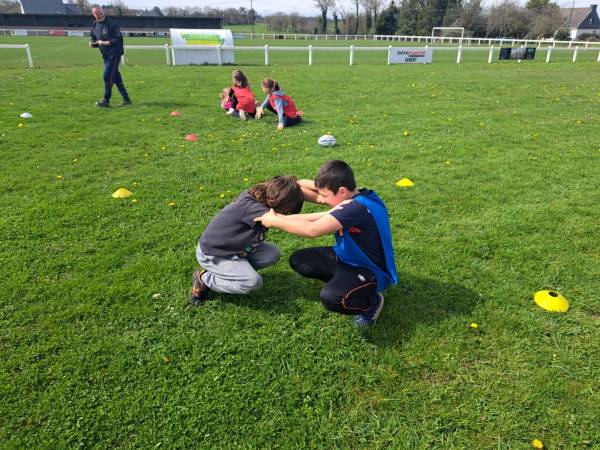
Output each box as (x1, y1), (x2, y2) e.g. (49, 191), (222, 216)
(2, 27), (600, 50)
(242, 32), (600, 50)
(120, 44), (600, 66)
(3, 42), (599, 68)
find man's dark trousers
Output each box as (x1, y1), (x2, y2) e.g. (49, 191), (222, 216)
(103, 55), (130, 104)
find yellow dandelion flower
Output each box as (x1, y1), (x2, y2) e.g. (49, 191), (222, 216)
(18, 123), (24, 128)
(219, 193), (225, 198)
(403, 131), (409, 136)
(532, 439), (543, 449)
(56, 175), (64, 180)
(470, 322), (478, 329)
(243, 177), (249, 182)
(168, 202), (176, 207)
(161, 146), (166, 150)
(131, 198), (138, 204)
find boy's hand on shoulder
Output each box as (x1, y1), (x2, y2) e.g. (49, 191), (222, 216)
(331, 199), (353, 211)
(254, 208), (277, 228)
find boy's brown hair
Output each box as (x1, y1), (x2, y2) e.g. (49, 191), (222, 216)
(232, 70), (249, 88)
(249, 176), (303, 215)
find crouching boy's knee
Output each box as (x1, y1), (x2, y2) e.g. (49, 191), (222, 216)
(319, 285), (342, 313)
(238, 273), (263, 294)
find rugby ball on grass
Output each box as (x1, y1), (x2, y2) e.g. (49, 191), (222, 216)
(318, 135), (336, 147)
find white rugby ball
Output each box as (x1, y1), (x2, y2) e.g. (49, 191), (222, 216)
(318, 134), (336, 147)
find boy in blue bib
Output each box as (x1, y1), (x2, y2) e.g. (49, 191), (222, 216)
(254, 160), (397, 327)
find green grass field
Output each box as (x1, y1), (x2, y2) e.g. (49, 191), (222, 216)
(1, 36), (600, 448)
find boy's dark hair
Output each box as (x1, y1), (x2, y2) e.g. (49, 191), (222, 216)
(249, 175), (303, 215)
(261, 78), (280, 92)
(314, 160), (356, 194)
(232, 70), (248, 88)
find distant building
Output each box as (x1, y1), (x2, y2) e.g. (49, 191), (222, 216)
(18, 0), (66, 14)
(133, 9), (161, 17)
(559, 4), (600, 39)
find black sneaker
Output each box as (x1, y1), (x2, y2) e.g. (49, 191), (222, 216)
(95, 100), (109, 108)
(189, 269), (210, 306)
(120, 99), (132, 107)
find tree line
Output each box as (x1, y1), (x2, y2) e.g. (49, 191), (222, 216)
(0, 0), (577, 40)
(302, 0), (565, 39)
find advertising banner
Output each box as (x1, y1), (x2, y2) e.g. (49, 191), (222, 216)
(170, 29), (234, 65)
(389, 47), (433, 64)
(499, 47), (536, 60)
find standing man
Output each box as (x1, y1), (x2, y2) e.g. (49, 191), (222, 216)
(89, 4), (132, 108)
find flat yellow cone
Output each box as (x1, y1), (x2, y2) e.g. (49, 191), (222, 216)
(396, 178), (414, 187)
(534, 290), (569, 312)
(112, 188), (133, 199)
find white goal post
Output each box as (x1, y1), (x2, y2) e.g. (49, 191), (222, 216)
(431, 27), (464, 45)
(0, 43), (33, 68)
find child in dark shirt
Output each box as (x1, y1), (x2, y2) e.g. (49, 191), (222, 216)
(190, 176), (304, 305)
(254, 160), (397, 327)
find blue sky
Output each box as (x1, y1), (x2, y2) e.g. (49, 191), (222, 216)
(125, 0), (596, 17)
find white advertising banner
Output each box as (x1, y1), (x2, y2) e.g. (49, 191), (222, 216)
(389, 47), (433, 64)
(68, 31), (85, 37)
(170, 29), (234, 65)
(13, 29), (28, 36)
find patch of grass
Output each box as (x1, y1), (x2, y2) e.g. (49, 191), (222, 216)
(1, 37), (599, 448)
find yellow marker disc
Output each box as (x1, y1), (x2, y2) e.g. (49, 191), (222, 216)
(111, 188), (133, 199)
(396, 178), (414, 187)
(534, 290), (569, 313)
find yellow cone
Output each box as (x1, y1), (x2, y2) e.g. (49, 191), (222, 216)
(112, 188), (133, 199)
(396, 178), (414, 187)
(534, 290), (569, 312)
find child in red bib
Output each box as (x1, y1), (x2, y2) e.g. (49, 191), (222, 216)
(224, 69), (257, 121)
(255, 78), (303, 131)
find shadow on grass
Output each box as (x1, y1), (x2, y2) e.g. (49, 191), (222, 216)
(363, 271), (481, 347)
(212, 270), (480, 347)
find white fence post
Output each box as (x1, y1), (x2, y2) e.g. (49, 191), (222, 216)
(216, 44), (222, 65)
(488, 45), (494, 63)
(456, 44), (462, 63)
(264, 44), (269, 65)
(308, 44), (313, 66)
(349, 45), (354, 66)
(164, 43), (170, 65)
(572, 46), (578, 63)
(24, 43), (33, 68)
(546, 46), (552, 63)
(387, 45), (392, 64)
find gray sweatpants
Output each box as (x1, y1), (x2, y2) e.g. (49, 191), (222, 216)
(195, 242), (281, 294)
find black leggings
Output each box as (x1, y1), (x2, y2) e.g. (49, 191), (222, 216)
(289, 247), (378, 315)
(264, 103), (303, 127)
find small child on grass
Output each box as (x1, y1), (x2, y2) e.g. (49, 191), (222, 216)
(221, 69), (257, 121)
(255, 78), (303, 130)
(254, 160), (398, 327)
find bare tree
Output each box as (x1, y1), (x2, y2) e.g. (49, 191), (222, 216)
(361, 0), (385, 33)
(315, 0), (335, 33)
(486, 0), (531, 38)
(0, 0), (21, 12)
(529, 3), (561, 37)
(336, 0), (353, 33)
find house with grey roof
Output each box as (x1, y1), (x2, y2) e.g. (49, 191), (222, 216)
(559, 4), (600, 39)
(18, 0), (66, 14)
